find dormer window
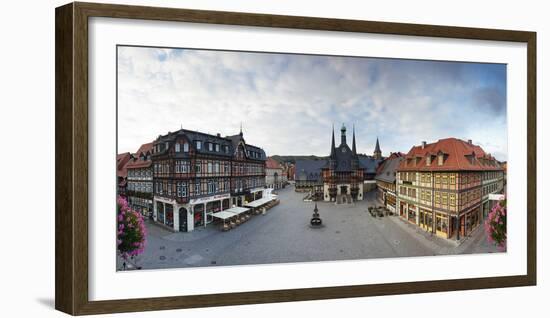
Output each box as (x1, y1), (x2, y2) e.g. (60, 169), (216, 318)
(208, 142), (213, 151)
(438, 153), (444, 166)
(196, 141), (202, 150)
(175, 143), (180, 152)
(426, 155), (432, 166)
(165, 142), (169, 150)
(215, 144), (220, 152)
(183, 142), (189, 152)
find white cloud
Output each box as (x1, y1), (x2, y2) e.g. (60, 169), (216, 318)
(117, 46), (508, 161)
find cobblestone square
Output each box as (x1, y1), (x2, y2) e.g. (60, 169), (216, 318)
(122, 185), (499, 270)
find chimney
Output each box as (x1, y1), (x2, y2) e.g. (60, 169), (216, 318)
(216, 133), (221, 137)
(422, 141), (426, 149)
(468, 139), (472, 144)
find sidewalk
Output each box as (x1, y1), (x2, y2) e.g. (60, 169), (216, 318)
(145, 219), (219, 243)
(387, 215), (458, 255)
(387, 215), (502, 255)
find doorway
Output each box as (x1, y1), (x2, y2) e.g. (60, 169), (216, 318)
(178, 207), (188, 232)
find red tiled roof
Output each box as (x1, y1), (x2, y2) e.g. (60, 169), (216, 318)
(126, 142), (153, 169)
(135, 142), (153, 156)
(266, 157), (282, 170)
(126, 161), (152, 169)
(398, 138), (503, 172)
(117, 152), (132, 177)
(376, 152), (404, 174)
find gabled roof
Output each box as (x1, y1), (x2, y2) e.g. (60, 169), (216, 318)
(225, 133), (266, 160)
(116, 152), (132, 177)
(398, 138), (503, 171)
(266, 157), (283, 170)
(359, 155), (384, 174)
(375, 153), (404, 183)
(154, 128), (266, 160)
(135, 142), (153, 157)
(126, 142), (153, 169)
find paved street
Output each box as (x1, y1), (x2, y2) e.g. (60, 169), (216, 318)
(123, 185), (501, 270)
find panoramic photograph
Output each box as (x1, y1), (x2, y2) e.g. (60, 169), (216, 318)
(115, 46), (507, 271)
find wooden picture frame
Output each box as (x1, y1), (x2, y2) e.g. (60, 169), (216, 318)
(55, 2), (536, 315)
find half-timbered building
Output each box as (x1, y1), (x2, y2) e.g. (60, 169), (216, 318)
(396, 138), (504, 240)
(375, 152), (404, 213)
(126, 142), (154, 217)
(151, 128), (266, 232)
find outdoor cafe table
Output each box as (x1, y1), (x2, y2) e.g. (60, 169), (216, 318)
(211, 211), (237, 230)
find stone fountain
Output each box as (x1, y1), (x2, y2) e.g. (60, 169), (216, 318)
(310, 203), (323, 227)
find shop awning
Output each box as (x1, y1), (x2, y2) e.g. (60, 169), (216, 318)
(223, 207), (250, 215)
(243, 197), (272, 208)
(211, 211), (238, 220)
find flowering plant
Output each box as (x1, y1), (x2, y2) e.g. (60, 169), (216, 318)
(117, 195), (147, 260)
(484, 199), (506, 251)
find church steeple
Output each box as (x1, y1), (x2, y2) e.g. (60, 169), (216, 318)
(340, 123), (347, 145)
(351, 125), (359, 169)
(352, 124), (357, 155)
(330, 124), (336, 158)
(373, 137), (382, 159)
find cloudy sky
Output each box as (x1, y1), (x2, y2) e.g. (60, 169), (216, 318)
(117, 46), (507, 161)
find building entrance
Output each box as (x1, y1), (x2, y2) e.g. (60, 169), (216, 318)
(179, 207), (187, 232)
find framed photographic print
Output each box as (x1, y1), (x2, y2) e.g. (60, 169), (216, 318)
(55, 2), (536, 315)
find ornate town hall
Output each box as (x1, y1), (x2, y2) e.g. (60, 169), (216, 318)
(322, 124), (365, 203)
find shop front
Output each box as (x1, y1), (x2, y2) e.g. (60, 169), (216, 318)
(399, 201), (406, 217)
(129, 196), (153, 218)
(435, 212), (449, 238)
(407, 204), (417, 224)
(187, 193), (231, 232)
(153, 199), (177, 231)
(419, 208), (433, 232)
(464, 207), (480, 236)
(386, 192), (396, 212)
(205, 200), (222, 224)
(222, 198), (230, 210)
(193, 203), (204, 227)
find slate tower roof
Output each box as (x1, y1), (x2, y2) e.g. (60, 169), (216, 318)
(324, 123), (362, 172)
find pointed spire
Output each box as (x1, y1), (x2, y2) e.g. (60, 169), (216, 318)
(330, 124), (336, 157)
(239, 122), (243, 136)
(352, 124), (357, 155)
(374, 137), (382, 159)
